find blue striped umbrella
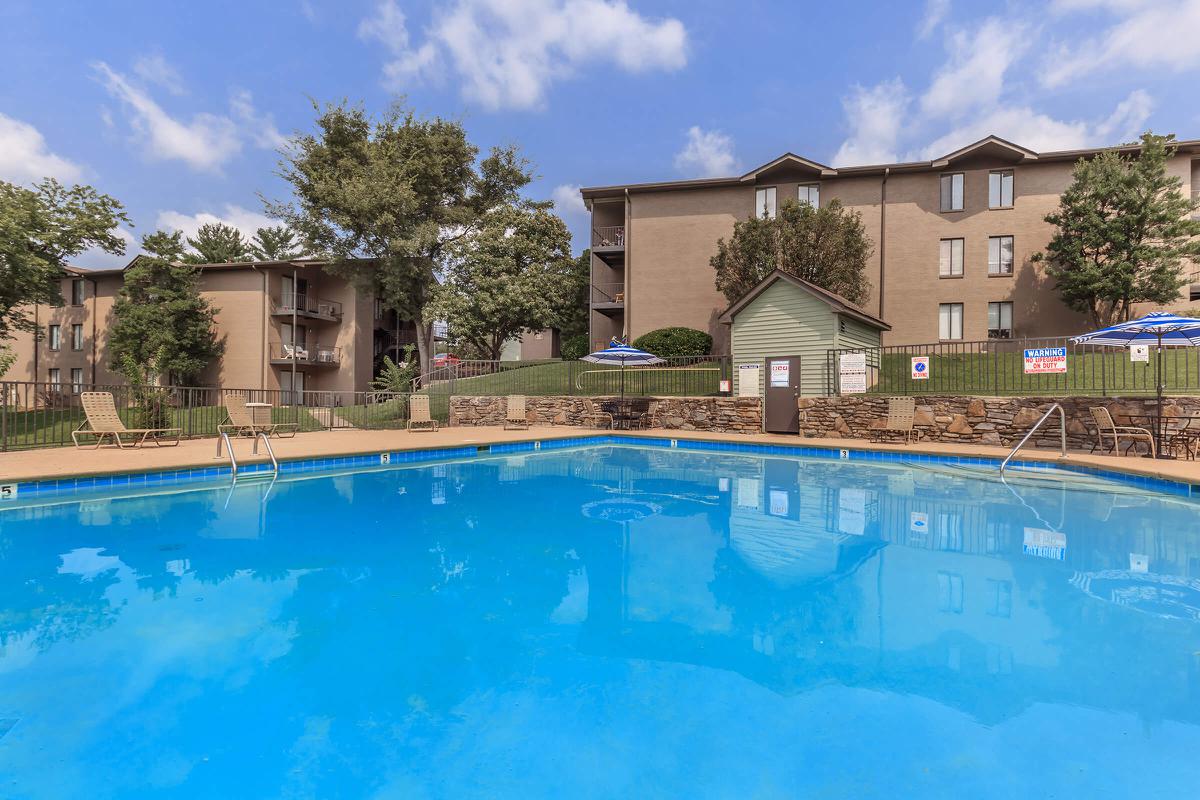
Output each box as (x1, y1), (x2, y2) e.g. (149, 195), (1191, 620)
(1070, 312), (1200, 457)
(581, 341), (665, 398)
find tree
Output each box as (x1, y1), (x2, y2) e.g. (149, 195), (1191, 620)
(711, 199), (872, 305)
(184, 222), (252, 264)
(268, 101), (532, 373)
(1039, 132), (1200, 327)
(249, 225), (303, 261)
(558, 248), (591, 339)
(0, 178), (129, 341)
(108, 230), (225, 385)
(433, 203), (576, 361)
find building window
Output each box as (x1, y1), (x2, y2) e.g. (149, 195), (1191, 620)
(940, 173), (964, 212)
(988, 301), (1013, 339)
(48, 368), (61, 388)
(70, 279), (85, 305)
(986, 579), (1012, 618)
(937, 572), (964, 613)
(755, 186), (777, 219)
(797, 184), (820, 207)
(71, 323), (84, 351)
(939, 238), (964, 277)
(988, 235), (1014, 275)
(939, 303), (963, 340)
(48, 324), (61, 351)
(989, 170), (1014, 208)
(70, 368), (83, 394)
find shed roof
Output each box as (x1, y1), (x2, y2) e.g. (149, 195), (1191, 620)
(717, 270), (890, 331)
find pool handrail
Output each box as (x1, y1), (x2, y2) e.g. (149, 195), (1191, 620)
(1000, 403), (1066, 474)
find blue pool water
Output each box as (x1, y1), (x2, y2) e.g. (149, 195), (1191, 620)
(2, 444), (1200, 798)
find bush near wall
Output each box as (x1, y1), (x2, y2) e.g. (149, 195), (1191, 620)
(560, 333), (589, 360)
(633, 327), (712, 358)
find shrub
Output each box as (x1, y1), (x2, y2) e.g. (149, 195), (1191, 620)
(560, 333), (589, 360)
(632, 327), (712, 358)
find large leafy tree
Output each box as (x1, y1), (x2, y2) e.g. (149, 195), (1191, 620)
(108, 230), (225, 385)
(558, 248), (591, 339)
(184, 222), (253, 264)
(433, 203), (577, 361)
(249, 225), (303, 261)
(267, 101), (531, 373)
(711, 198), (872, 304)
(1039, 132), (1200, 327)
(0, 178), (129, 341)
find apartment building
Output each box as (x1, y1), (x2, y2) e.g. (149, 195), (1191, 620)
(581, 135), (1200, 350)
(5, 258), (420, 395)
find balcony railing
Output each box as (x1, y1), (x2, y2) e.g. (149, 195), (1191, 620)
(592, 226), (625, 248)
(270, 343), (342, 365)
(274, 292), (343, 319)
(591, 283), (625, 305)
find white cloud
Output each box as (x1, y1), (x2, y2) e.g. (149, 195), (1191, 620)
(1042, 0), (1200, 87)
(918, 90), (1154, 157)
(0, 113), (84, 184)
(358, 0), (688, 110)
(299, 0), (317, 23)
(132, 52), (185, 96)
(93, 61), (242, 172)
(920, 18), (1029, 118)
(551, 183), (587, 220)
(230, 89), (288, 150)
(156, 204), (276, 241)
(832, 79), (910, 166)
(917, 0), (950, 38)
(674, 126), (737, 177)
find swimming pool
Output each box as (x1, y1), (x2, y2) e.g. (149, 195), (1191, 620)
(2, 443), (1199, 797)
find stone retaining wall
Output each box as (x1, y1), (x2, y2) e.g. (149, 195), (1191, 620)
(798, 394), (1200, 450)
(449, 396), (763, 433)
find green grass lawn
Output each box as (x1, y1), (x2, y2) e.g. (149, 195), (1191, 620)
(424, 359), (726, 398)
(867, 348), (1200, 396)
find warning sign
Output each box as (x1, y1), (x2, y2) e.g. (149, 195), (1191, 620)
(1023, 347), (1067, 374)
(911, 356), (929, 380)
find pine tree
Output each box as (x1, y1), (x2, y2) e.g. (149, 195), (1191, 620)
(1040, 132), (1200, 327)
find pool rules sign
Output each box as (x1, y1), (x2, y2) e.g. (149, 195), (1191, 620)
(1023, 347), (1068, 374)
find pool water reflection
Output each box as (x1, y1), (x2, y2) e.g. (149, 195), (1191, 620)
(1, 446), (1199, 798)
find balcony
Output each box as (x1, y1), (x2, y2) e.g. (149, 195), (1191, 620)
(269, 342), (342, 367)
(592, 225), (625, 266)
(272, 292), (343, 322)
(1193, 190), (1200, 220)
(591, 282), (625, 316)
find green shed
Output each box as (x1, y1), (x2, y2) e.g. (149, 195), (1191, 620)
(718, 270), (890, 399)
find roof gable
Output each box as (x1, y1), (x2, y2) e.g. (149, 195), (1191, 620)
(931, 135), (1038, 168)
(740, 153), (837, 182)
(718, 270), (890, 330)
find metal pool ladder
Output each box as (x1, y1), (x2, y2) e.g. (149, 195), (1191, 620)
(1000, 403), (1066, 474)
(218, 431), (279, 480)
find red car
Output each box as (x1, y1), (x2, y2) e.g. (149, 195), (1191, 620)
(433, 353), (461, 367)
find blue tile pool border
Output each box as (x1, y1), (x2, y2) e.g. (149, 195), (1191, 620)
(4, 434), (1199, 502)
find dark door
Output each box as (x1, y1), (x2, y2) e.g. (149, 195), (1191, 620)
(764, 356), (803, 434)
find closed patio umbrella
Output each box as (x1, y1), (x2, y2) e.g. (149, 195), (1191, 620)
(1070, 311), (1200, 457)
(581, 341), (665, 399)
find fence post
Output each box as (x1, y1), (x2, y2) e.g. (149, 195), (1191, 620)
(1, 382), (7, 452)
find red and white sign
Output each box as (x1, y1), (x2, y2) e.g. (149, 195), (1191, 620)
(1023, 347), (1068, 374)
(911, 356), (929, 380)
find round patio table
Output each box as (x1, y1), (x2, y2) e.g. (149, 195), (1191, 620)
(1126, 413), (1200, 460)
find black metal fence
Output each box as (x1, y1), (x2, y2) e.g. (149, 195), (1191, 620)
(826, 337), (1200, 396)
(416, 356), (732, 399)
(0, 381), (419, 451)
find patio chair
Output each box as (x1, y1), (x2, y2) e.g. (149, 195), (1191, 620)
(626, 398), (654, 430)
(869, 397), (919, 444)
(582, 398), (613, 430)
(1089, 406), (1155, 458)
(504, 395), (530, 430)
(71, 391), (181, 449)
(408, 394), (439, 432)
(218, 392), (298, 439)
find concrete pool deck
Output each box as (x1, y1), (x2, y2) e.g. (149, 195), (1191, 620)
(1, 426), (1199, 487)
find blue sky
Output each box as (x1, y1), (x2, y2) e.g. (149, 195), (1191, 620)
(2, 0), (1199, 264)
